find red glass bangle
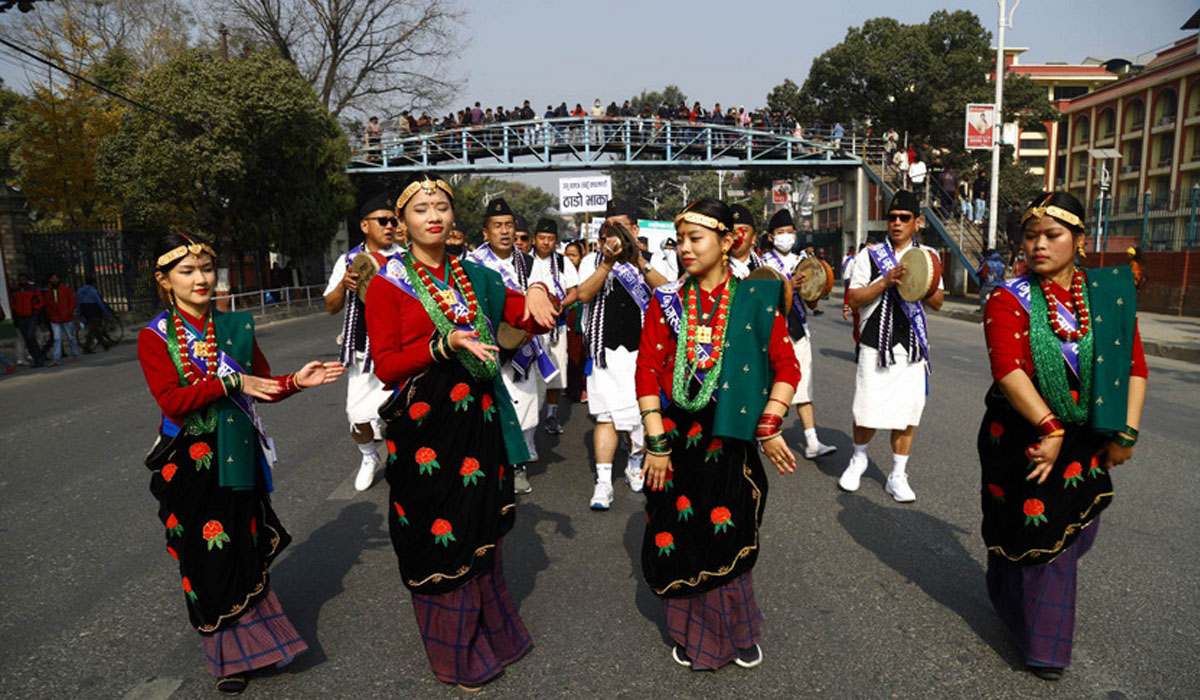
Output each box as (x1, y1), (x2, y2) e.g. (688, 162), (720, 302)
(1036, 417), (1064, 437)
(767, 397), (790, 410)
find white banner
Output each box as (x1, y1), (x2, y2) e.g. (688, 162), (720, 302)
(965, 103), (996, 150)
(559, 175), (612, 214)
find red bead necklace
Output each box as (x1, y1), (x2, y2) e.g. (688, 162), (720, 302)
(684, 274), (732, 370)
(1041, 268), (1090, 341)
(414, 255), (477, 325)
(173, 310), (217, 384)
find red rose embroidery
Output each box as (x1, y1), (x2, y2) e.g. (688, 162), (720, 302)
(1023, 499), (1048, 526)
(988, 422), (1004, 445)
(685, 422), (703, 448)
(161, 462), (178, 482)
(166, 545), (179, 560)
(497, 464), (505, 490)
(460, 457), (483, 486)
(711, 506), (735, 534)
(431, 518), (456, 547)
(481, 394), (496, 421)
(165, 513), (184, 537)
(182, 576), (197, 603)
(250, 517), (258, 546)
(705, 438), (724, 462)
(662, 418), (678, 439)
(201, 520), (232, 550)
(189, 442), (213, 470)
(408, 402), (431, 426)
(450, 383), (474, 411)
(415, 447), (441, 474)
(393, 502), (409, 526)
(1088, 455), (1104, 477)
(654, 531), (675, 556)
(986, 484), (1005, 502)
(1063, 461), (1084, 489)
(676, 495), (694, 522)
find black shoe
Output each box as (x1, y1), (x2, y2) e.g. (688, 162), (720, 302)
(215, 675), (248, 695)
(1028, 665), (1064, 681)
(735, 644), (762, 668)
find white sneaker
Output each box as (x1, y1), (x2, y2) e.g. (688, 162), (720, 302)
(885, 472), (916, 503)
(804, 441), (838, 460)
(838, 454), (868, 492)
(589, 481), (614, 510)
(354, 452), (379, 491)
(625, 455), (645, 493)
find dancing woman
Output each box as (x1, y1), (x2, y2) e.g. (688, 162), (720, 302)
(978, 191), (1147, 681)
(635, 198), (800, 670)
(137, 233), (344, 695)
(364, 174), (557, 690)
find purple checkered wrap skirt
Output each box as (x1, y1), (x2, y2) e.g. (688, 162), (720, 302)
(663, 571), (762, 670)
(987, 517), (1099, 668)
(202, 589), (307, 677)
(410, 545), (532, 685)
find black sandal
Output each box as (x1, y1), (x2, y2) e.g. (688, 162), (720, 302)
(216, 675), (248, 695)
(1028, 665), (1064, 681)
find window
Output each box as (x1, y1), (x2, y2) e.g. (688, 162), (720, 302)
(1127, 100), (1145, 130)
(1124, 140), (1142, 172)
(1099, 108), (1116, 137)
(1054, 85), (1088, 101)
(1157, 133), (1174, 167)
(1074, 116), (1090, 146)
(1156, 89), (1178, 125)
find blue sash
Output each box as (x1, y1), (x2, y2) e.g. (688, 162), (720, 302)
(466, 247), (557, 382)
(998, 276), (1082, 379)
(146, 312), (275, 460)
(653, 280), (715, 382)
(762, 250), (807, 327)
(610, 259), (651, 313)
(867, 243), (932, 365)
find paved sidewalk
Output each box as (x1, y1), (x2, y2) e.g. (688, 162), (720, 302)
(932, 294), (1200, 365)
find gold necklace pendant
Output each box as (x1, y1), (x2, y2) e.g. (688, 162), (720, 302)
(695, 326), (713, 345)
(438, 289), (457, 306)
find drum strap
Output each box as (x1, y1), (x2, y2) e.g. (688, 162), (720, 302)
(340, 244), (369, 369)
(867, 244), (931, 370)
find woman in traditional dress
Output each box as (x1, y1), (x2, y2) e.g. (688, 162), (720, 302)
(978, 191), (1147, 681)
(364, 173), (558, 690)
(138, 233), (344, 695)
(635, 198), (800, 670)
(563, 240), (587, 402)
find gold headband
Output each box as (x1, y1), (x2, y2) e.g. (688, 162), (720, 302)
(674, 210), (728, 233)
(395, 177), (454, 212)
(156, 241), (216, 268)
(1020, 204), (1083, 230)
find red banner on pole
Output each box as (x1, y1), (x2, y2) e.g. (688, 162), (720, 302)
(965, 103), (996, 150)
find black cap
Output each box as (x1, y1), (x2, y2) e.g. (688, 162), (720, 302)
(514, 214), (530, 233)
(485, 197), (514, 221)
(730, 203), (755, 229)
(604, 197), (640, 221)
(768, 208), (794, 233)
(887, 190), (922, 215)
(535, 218), (558, 235)
(359, 192), (394, 219)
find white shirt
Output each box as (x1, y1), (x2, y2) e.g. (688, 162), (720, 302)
(848, 241), (944, 337)
(468, 246), (549, 290)
(651, 251), (679, 282)
(530, 252), (578, 300)
(324, 243), (404, 297)
(762, 250), (799, 275)
(908, 161), (927, 184)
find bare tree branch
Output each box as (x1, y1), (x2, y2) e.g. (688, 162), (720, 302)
(209, 0), (466, 119)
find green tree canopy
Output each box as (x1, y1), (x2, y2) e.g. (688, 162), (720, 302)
(631, 85), (688, 113)
(448, 176), (559, 246)
(98, 48), (354, 260)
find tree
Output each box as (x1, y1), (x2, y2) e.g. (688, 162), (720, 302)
(450, 176), (558, 246)
(766, 79), (810, 120)
(98, 48), (354, 266)
(211, 0), (467, 119)
(0, 80), (26, 187)
(611, 168), (722, 221)
(631, 85), (688, 113)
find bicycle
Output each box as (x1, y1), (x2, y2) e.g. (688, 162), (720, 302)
(76, 312), (125, 351)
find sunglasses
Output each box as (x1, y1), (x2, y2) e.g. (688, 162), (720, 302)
(886, 212), (915, 223)
(516, 235), (530, 241)
(369, 216), (399, 227)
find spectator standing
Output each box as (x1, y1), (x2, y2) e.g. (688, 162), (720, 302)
(892, 147), (909, 186)
(975, 249), (1006, 313)
(1005, 202), (1024, 261)
(44, 272), (82, 362)
(908, 153), (927, 200)
(10, 273), (46, 367)
(470, 102), (483, 125)
(972, 172), (989, 225)
(76, 276), (113, 352)
(590, 98), (603, 117)
(832, 121), (845, 153)
(884, 127), (899, 155)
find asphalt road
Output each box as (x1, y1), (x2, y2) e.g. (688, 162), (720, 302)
(0, 307), (1196, 700)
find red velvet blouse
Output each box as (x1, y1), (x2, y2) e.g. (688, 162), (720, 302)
(365, 258), (547, 389)
(984, 279), (1147, 382)
(137, 308), (298, 427)
(635, 280), (801, 400)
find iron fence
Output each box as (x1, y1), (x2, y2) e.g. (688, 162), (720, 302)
(21, 229), (157, 312)
(1086, 187), (1200, 252)
(214, 284), (326, 315)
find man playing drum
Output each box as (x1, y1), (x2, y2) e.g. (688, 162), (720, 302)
(761, 209), (838, 460)
(839, 190), (944, 502)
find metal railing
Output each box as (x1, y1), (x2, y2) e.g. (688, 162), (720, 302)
(213, 284), (327, 315)
(348, 116), (874, 172)
(1088, 187), (1200, 252)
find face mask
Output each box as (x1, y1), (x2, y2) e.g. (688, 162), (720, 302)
(773, 233), (795, 253)
(445, 244), (465, 257)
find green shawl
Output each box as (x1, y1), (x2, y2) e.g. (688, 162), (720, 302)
(1087, 266), (1138, 434)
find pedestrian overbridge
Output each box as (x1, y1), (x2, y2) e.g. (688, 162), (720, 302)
(347, 116), (864, 173)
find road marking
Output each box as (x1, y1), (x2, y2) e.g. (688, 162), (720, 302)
(122, 677), (182, 700)
(950, 355), (973, 363)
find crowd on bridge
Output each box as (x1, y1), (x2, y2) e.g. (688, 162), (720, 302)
(130, 176), (1147, 696)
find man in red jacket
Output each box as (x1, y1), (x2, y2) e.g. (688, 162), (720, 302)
(44, 272), (81, 362)
(10, 273), (46, 367)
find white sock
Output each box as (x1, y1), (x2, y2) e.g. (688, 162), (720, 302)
(892, 453), (909, 476)
(627, 452), (643, 471)
(596, 462), (613, 485)
(546, 403), (558, 418)
(524, 428), (537, 453)
(357, 442), (377, 458)
(852, 443), (869, 463)
(804, 428), (819, 445)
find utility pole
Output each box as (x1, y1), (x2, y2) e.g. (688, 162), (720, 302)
(219, 24), (229, 60)
(988, 0), (1020, 252)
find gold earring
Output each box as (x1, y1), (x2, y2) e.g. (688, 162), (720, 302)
(722, 249), (729, 266)
(1075, 239), (1086, 259)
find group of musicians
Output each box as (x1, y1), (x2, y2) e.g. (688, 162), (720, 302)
(136, 175), (1145, 693)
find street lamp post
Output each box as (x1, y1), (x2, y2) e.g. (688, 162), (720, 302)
(988, 0), (1021, 252)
